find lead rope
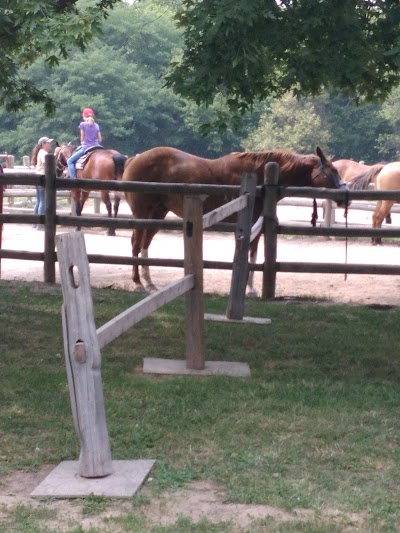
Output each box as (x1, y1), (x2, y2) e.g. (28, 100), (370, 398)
(311, 199), (318, 227)
(344, 190), (349, 280)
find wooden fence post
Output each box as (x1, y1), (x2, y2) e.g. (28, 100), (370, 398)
(226, 173), (257, 320)
(44, 154), (57, 283)
(262, 162), (280, 299)
(323, 199), (334, 227)
(57, 232), (113, 478)
(94, 196), (101, 214)
(184, 195), (205, 370)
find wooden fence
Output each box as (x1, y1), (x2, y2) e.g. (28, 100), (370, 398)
(55, 180), (255, 479)
(2, 154), (400, 299)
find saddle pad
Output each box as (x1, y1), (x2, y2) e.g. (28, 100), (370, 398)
(76, 146), (104, 169)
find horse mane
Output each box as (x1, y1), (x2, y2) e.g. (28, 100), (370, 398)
(234, 150), (318, 174)
(346, 164), (385, 190)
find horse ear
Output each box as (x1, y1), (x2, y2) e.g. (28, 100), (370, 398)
(316, 146), (327, 162)
(55, 141), (60, 147)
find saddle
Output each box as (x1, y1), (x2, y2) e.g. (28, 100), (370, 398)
(76, 145), (104, 170)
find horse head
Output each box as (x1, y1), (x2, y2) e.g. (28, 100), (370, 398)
(55, 143), (76, 177)
(311, 147), (349, 207)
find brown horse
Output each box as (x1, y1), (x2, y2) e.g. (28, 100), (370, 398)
(333, 158), (393, 227)
(122, 146), (348, 293)
(346, 162), (400, 245)
(56, 144), (127, 236)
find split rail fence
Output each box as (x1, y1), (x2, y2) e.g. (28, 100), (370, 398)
(2, 155), (400, 300)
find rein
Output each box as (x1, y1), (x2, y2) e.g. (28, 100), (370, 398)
(310, 159), (327, 227)
(344, 189), (349, 281)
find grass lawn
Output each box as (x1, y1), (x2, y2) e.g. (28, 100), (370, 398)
(0, 279), (399, 532)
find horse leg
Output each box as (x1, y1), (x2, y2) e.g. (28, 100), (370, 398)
(140, 205), (169, 292)
(108, 193), (121, 237)
(131, 227), (160, 293)
(101, 191), (116, 236)
(131, 229), (146, 292)
(113, 193), (121, 217)
(140, 248), (157, 292)
(372, 200), (394, 245)
(75, 191), (90, 232)
(247, 234), (260, 297)
(71, 190), (83, 231)
(130, 204), (169, 293)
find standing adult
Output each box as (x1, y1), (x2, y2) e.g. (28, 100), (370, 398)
(67, 107), (102, 179)
(31, 136), (54, 230)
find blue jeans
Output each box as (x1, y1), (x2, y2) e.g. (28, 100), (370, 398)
(34, 186), (45, 216)
(67, 147), (85, 178)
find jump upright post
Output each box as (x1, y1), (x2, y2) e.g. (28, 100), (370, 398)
(31, 231), (155, 498)
(204, 171), (271, 325)
(226, 173), (257, 320)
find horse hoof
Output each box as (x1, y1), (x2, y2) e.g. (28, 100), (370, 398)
(146, 284), (158, 293)
(246, 289), (259, 298)
(133, 285), (147, 293)
(107, 230), (116, 237)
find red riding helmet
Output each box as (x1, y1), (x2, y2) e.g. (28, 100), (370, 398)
(82, 107), (95, 118)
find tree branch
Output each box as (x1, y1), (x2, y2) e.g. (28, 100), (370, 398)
(53, 0), (78, 12)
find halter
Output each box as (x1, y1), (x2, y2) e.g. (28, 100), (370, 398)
(56, 145), (73, 177)
(56, 149), (67, 176)
(310, 158), (348, 227)
(311, 158), (346, 188)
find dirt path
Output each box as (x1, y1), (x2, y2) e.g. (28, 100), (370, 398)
(2, 202), (400, 306)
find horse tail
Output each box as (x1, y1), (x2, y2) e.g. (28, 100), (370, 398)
(112, 154), (128, 179)
(346, 164), (384, 190)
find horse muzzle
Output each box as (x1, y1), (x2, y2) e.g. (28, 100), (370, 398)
(335, 183), (351, 208)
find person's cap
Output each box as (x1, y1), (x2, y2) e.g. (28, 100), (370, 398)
(82, 107), (95, 118)
(38, 137), (54, 145)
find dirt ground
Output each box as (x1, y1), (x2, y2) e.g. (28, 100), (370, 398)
(0, 470), (367, 532)
(2, 202), (400, 307)
(0, 202), (399, 531)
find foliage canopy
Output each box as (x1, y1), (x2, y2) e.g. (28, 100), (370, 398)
(166, 0), (400, 120)
(3, 0), (400, 122)
(0, 0), (120, 113)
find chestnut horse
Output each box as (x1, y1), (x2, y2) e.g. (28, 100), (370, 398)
(346, 162), (400, 245)
(122, 146), (347, 294)
(332, 159), (385, 183)
(55, 144), (127, 236)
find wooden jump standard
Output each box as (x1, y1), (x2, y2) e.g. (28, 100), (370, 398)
(205, 164), (276, 324)
(31, 230), (155, 498)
